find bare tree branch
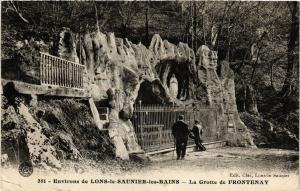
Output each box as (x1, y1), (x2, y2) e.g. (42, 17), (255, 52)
(10, 1), (29, 23)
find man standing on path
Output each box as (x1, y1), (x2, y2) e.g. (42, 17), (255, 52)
(191, 120), (206, 151)
(172, 115), (190, 160)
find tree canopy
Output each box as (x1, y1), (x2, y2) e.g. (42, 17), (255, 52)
(1, 1), (299, 98)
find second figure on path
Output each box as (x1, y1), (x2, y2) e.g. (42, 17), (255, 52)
(191, 120), (206, 151)
(172, 115), (190, 160)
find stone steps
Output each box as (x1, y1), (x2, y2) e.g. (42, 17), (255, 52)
(88, 98), (109, 130)
(146, 140), (226, 155)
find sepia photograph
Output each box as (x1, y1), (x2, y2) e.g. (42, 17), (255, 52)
(0, 1), (299, 191)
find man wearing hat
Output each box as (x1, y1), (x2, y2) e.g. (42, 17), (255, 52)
(172, 115), (190, 160)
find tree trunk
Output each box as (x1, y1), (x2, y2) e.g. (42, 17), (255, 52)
(281, 2), (299, 97)
(226, 31), (231, 61)
(94, 3), (99, 31)
(202, 14), (206, 46)
(145, 1), (149, 43)
(121, 25), (128, 39)
(245, 84), (259, 115)
(250, 46), (262, 84)
(270, 62), (274, 87)
(185, 9), (189, 44)
(190, 1), (194, 50)
(215, 2), (230, 51)
(193, 1), (197, 51)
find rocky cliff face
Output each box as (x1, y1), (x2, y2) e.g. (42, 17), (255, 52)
(1, 95), (114, 169)
(56, 29), (256, 158)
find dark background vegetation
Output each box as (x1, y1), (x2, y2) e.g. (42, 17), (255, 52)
(1, 1), (299, 149)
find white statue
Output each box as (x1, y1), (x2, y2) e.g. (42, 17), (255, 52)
(169, 74), (178, 98)
(196, 45), (210, 68)
(251, 43), (261, 63)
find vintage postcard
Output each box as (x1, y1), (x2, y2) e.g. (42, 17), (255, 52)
(1, 1), (299, 191)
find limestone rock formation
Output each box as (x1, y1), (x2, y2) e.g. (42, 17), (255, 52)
(55, 29), (256, 158)
(1, 97), (61, 169)
(219, 61), (256, 147)
(2, 27), (257, 161)
(18, 103), (62, 169)
(1, 95), (115, 168)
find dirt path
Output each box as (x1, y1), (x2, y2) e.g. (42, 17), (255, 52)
(1, 147), (298, 191)
(142, 147), (299, 174)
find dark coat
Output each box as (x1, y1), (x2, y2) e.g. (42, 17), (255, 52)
(172, 120), (189, 142)
(192, 124), (203, 139)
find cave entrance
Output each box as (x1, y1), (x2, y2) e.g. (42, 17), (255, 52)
(155, 59), (194, 101)
(135, 59), (195, 105)
(131, 104), (221, 152)
(136, 79), (171, 105)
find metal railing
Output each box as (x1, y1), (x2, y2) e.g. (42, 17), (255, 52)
(131, 104), (221, 152)
(40, 52), (85, 88)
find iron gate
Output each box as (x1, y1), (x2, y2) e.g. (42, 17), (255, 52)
(131, 104), (220, 152)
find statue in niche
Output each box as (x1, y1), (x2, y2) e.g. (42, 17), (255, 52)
(251, 43), (261, 63)
(169, 74), (178, 99)
(209, 51), (218, 68)
(197, 45), (210, 68)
